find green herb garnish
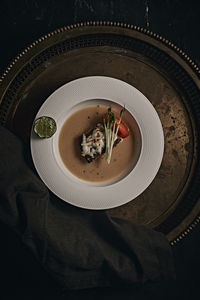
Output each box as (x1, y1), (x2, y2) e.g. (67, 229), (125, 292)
(104, 106), (125, 164)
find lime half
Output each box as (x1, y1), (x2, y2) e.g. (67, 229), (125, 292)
(33, 116), (57, 138)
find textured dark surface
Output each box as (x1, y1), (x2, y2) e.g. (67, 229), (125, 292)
(0, 26), (199, 243)
(0, 124), (175, 290)
(0, 1), (200, 299)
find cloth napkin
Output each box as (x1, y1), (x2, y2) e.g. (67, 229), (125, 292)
(0, 125), (175, 290)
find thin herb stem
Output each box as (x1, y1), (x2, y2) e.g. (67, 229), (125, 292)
(104, 106), (125, 164)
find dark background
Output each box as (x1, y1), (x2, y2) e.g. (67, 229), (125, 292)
(0, 0), (200, 299)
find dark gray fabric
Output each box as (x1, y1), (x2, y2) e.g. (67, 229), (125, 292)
(0, 126), (175, 290)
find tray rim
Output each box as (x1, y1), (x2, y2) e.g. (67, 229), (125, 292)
(1, 21), (200, 89)
(0, 20), (200, 246)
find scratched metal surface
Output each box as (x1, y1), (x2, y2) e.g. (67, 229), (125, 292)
(0, 24), (199, 245)
(9, 47), (192, 229)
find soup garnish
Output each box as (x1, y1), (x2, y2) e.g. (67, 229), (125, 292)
(59, 104), (135, 182)
(33, 116), (57, 138)
(81, 106), (129, 164)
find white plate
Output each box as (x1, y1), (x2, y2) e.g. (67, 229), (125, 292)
(30, 76), (164, 210)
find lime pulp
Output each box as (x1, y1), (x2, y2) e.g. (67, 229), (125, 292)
(33, 116), (57, 138)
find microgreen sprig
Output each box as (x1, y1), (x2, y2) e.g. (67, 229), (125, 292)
(104, 106), (125, 164)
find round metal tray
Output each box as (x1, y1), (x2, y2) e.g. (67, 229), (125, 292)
(0, 21), (200, 245)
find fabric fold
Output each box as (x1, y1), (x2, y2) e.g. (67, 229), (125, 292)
(0, 126), (175, 290)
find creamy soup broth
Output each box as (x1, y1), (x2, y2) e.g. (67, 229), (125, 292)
(58, 104), (136, 182)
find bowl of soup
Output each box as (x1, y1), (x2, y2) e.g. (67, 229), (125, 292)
(56, 99), (142, 186)
(31, 76), (164, 209)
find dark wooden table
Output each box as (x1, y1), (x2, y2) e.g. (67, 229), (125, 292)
(0, 1), (200, 299)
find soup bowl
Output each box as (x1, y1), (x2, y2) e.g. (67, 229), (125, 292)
(53, 98), (142, 187)
(31, 76), (164, 209)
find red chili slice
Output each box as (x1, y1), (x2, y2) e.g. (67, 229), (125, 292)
(104, 114), (129, 138)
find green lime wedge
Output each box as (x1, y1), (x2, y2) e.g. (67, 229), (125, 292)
(33, 116), (57, 138)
